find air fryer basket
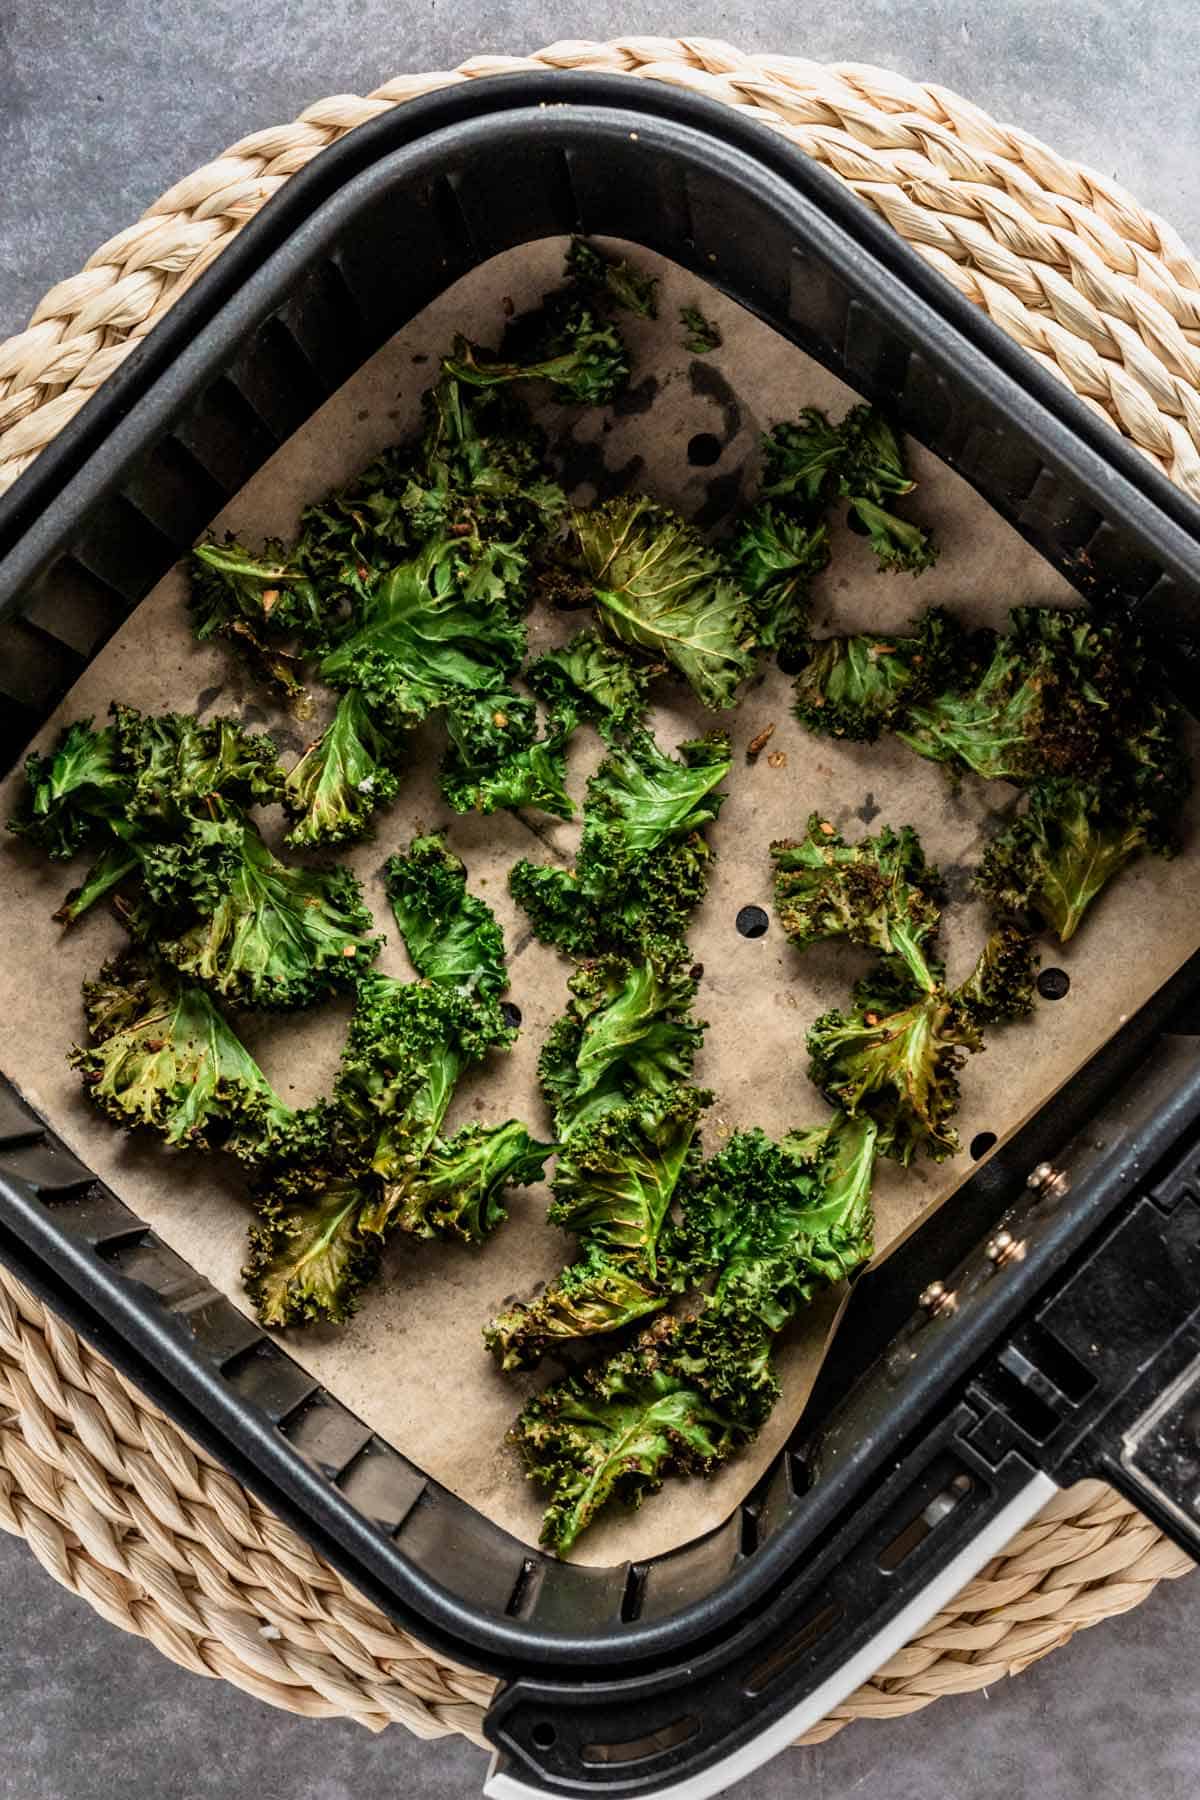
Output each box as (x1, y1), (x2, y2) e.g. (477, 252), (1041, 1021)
(3, 75), (1200, 1800)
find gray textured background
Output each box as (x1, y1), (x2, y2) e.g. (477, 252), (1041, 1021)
(2, 5), (1198, 1797)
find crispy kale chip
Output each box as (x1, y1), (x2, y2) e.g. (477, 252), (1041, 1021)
(509, 730), (731, 958)
(384, 1119), (552, 1243)
(283, 689), (404, 848)
(11, 717), (128, 865)
(11, 708), (281, 863)
(772, 816), (943, 991)
(792, 608), (971, 742)
(332, 974), (494, 1158)
(384, 833), (508, 1000)
(71, 950), (293, 1158)
(679, 305), (722, 354)
(729, 506), (830, 660)
(682, 1113), (877, 1338)
(762, 404), (936, 575)
(439, 691), (574, 820)
(538, 952), (706, 1137)
(135, 822), (381, 1010)
(14, 709), (379, 1008)
(11, 706), (288, 925)
(972, 657), (1190, 942)
(190, 536), (328, 652)
(567, 496), (756, 709)
(443, 297), (629, 407)
(978, 778), (1157, 943)
(807, 991), (981, 1165)
(336, 975), (531, 1245)
(318, 537), (528, 726)
(485, 1087), (708, 1371)
(246, 1170), (381, 1329)
(773, 819), (1035, 1162)
(954, 923), (1040, 1026)
(807, 926), (1037, 1165)
(566, 238), (659, 318)
(409, 368), (566, 542)
(512, 1113), (878, 1552)
(898, 607), (1166, 784)
(246, 957), (538, 1326)
(296, 446), (417, 588)
(526, 633), (653, 743)
(512, 1316), (750, 1553)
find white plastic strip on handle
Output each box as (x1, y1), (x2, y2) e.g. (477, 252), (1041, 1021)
(483, 1471), (1060, 1800)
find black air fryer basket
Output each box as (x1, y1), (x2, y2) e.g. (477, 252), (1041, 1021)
(4, 75), (1200, 1800)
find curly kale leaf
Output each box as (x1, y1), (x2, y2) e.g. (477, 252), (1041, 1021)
(761, 407), (847, 511)
(513, 1113), (881, 1552)
(244, 962), (525, 1319)
(245, 1176), (380, 1328)
(509, 731), (731, 957)
(565, 238), (659, 318)
(10, 718), (126, 860)
(377, 1119), (551, 1244)
(772, 816), (943, 994)
(336, 969), (517, 1239)
(443, 298), (629, 406)
(12, 707), (288, 924)
(955, 924), (1040, 1025)
(679, 306), (722, 354)
(807, 922), (1037, 1167)
(384, 833), (508, 1000)
(296, 446), (417, 589)
(71, 950), (293, 1159)
(318, 538), (527, 725)
(12, 706), (283, 863)
(439, 691), (573, 820)
(137, 822), (381, 1010)
(792, 608), (972, 742)
(411, 369), (566, 542)
(681, 1113), (877, 1336)
(761, 404), (936, 574)
(548, 1086), (706, 1274)
(807, 993), (980, 1166)
(538, 952), (705, 1137)
(836, 408), (937, 574)
(114, 703), (285, 814)
(569, 496), (756, 709)
(898, 607), (1145, 784)
(190, 535), (329, 651)
(977, 775), (1179, 943)
(526, 633), (654, 743)
(485, 1088), (707, 1371)
(336, 972), (511, 1152)
(511, 1314), (752, 1552)
(729, 505), (830, 659)
(282, 689), (404, 848)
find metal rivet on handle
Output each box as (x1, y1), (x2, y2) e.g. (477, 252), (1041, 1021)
(1027, 1161), (1071, 1199)
(918, 1280), (957, 1317)
(986, 1229), (1027, 1266)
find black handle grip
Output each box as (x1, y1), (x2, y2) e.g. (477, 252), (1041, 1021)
(1015, 1169), (1200, 1562)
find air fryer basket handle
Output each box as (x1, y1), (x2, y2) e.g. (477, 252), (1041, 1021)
(483, 1079), (1200, 1800)
(482, 1439), (1055, 1800)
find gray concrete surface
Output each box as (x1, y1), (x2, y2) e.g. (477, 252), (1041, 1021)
(2, 4), (1199, 1797)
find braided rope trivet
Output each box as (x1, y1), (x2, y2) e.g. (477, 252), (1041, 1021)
(0, 39), (1195, 1750)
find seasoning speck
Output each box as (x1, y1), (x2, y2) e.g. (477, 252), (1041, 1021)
(746, 722), (776, 761)
(767, 750), (787, 770)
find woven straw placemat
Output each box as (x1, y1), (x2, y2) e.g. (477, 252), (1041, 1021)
(0, 37), (1195, 1751)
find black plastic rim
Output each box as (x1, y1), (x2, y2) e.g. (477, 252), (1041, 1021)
(2, 74), (1200, 1692)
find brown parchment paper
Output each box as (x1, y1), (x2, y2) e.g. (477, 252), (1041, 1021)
(3, 238), (1198, 1567)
